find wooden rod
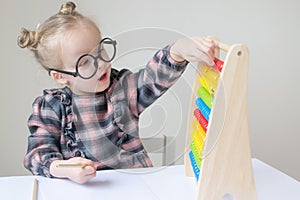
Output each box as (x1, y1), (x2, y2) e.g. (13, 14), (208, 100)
(206, 36), (231, 52)
(214, 40), (230, 52)
(55, 163), (87, 168)
(32, 178), (38, 200)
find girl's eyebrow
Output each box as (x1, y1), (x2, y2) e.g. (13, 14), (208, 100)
(73, 40), (100, 65)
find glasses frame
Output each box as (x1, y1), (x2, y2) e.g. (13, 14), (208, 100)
(47, 37), (117, 79)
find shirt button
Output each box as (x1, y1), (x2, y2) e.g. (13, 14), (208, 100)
(75, 151), (81, 157)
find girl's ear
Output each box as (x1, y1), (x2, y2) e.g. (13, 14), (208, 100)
(50, 71), (69, 85)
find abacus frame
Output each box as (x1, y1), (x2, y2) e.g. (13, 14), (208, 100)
(184, 38), (257, 200)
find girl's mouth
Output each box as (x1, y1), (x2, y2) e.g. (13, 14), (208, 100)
(98, 72), (108, 82)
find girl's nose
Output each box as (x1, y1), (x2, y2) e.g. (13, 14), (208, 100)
(97, 59), (110, 71)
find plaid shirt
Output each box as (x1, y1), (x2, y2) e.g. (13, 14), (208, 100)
(24, 45), (188, 177)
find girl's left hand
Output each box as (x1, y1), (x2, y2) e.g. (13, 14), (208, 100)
(170, 36), (216, 66)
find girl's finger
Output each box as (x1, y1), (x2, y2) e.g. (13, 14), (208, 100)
(84, 166), (96, 175)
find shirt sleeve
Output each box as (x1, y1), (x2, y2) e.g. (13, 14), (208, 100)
(24, 96), (63, 178)
(123, 44), (189, 117)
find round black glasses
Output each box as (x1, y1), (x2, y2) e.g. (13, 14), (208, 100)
(48, 37), (117, 79)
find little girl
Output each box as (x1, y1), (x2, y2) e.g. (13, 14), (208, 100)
(18, 2), (215, 184)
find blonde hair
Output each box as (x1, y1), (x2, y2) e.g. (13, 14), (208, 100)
(17, 2), (101, 70)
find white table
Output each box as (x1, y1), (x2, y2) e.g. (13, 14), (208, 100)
(0, 159), (299, 200)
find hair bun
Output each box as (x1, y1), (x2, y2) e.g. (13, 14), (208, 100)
(17, 28), (39, 49)
(59, 1), (76, 15)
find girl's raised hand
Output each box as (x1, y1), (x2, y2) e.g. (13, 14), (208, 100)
(170, 36), (216, 66)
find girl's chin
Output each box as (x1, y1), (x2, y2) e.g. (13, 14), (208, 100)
(96, 79), (110, 92)
(96, 85), (109, 92)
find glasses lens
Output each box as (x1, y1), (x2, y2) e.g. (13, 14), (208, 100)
(77, 55), (97, 79)
(100, 38), (116, 62)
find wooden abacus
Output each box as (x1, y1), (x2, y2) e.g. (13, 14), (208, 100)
(184, 38), (257, 200)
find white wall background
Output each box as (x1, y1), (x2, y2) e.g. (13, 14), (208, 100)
(1, 0), (299, 181)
